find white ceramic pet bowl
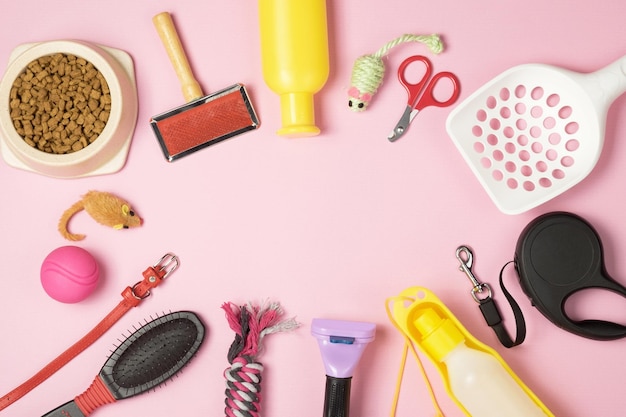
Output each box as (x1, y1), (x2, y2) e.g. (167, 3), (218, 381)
(0, 40), (138, 178)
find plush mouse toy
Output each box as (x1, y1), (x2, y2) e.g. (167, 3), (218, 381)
(58, 190), (143, 241)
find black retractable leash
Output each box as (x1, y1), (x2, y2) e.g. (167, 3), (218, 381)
(459, 211), (626, 346)
(515, 211), (626, 340)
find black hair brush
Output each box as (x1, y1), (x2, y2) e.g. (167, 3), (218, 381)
(41, 311), (205, 416)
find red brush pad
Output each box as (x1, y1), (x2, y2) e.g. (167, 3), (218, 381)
(152, 86), (257, 161)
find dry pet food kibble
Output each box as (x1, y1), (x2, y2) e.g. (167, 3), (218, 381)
(9, 53), (111, 154)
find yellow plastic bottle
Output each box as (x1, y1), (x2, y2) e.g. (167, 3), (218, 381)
(258, 0), (329, 137)
(390, 287), (555, 417)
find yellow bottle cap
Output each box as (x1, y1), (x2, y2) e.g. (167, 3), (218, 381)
(414, 309), (465, 362)
(278, 92), (321, 137)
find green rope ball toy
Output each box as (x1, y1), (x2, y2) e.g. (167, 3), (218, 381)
(348, 34), (444, 112)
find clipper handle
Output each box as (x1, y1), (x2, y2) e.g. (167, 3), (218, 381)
(323, 376), (351, 417)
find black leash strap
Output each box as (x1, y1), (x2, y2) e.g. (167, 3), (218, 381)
(456, 247), (526, 348)
(477, 261), (526, 347)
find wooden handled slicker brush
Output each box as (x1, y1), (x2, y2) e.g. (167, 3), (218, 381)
(150, 12), (259, 162)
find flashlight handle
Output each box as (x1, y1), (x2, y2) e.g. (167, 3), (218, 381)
(323, 376), (352, 417)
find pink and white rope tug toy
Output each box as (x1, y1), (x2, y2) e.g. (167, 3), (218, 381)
(222, 301), (299, 417)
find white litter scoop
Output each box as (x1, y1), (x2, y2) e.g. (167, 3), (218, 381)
(446, 55), (626, 214)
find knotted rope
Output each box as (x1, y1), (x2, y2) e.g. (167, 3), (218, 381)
(222, 301), (299, 417)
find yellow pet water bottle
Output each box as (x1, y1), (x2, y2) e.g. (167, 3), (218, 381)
(258, 0), (330, 137)
(390, 287), (554, 417)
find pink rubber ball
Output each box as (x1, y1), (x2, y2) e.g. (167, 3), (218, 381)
(40, 246), (100, 303)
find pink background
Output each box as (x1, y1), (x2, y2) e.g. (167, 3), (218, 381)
(2, 1), (626, 416)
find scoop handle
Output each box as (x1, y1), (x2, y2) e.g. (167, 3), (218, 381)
(153, 12), (203, 102)
(583, 54), (626, 111)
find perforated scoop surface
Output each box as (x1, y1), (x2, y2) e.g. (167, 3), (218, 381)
(447, 64), (603, 214)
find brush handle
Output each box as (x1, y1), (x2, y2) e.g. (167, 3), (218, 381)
(323, 376), (351, 417)
(41, 400), (86, 417)
(41, 375), (117, 416)
(153, 12), (203, 102)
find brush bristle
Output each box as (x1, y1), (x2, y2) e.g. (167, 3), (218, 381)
(98, 311), (205, 400)
(150, 84), (259, 161)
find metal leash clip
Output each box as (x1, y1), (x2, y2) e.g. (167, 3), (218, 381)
(455, 245), (526, 348)
(456, 245), (492, 303)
